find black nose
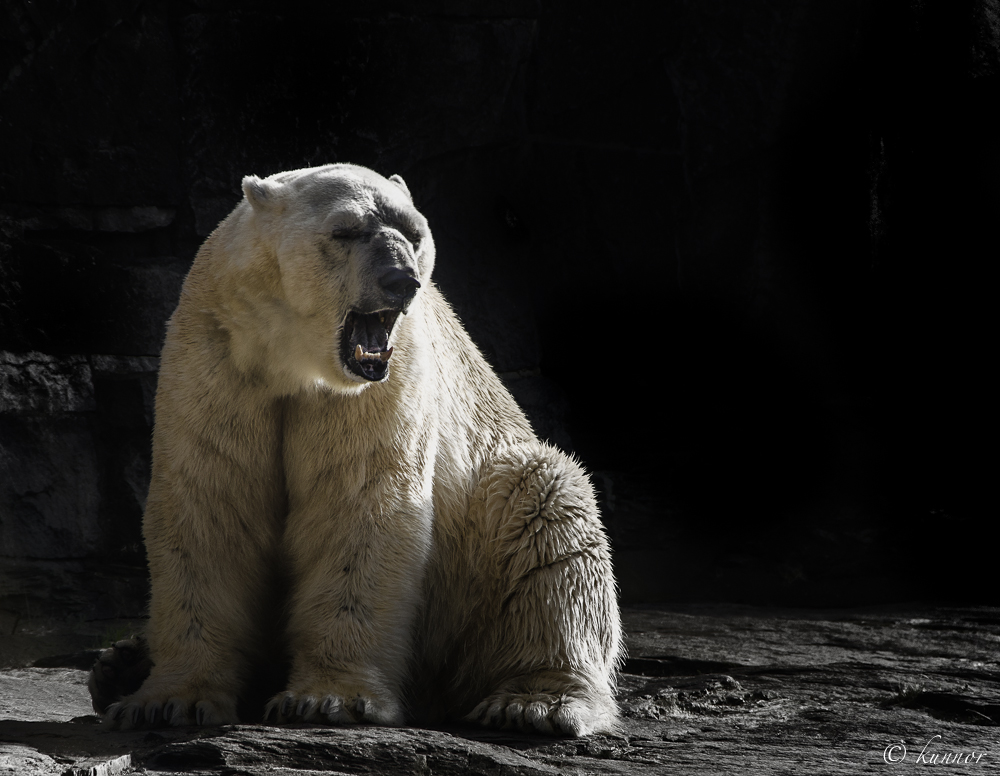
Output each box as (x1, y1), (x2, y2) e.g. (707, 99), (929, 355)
(379, 267), (421, 311)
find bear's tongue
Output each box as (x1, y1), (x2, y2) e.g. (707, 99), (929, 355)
(342, 310), (399, 381)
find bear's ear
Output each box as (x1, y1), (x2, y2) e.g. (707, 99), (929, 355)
(388, 174), (412, 201)
(242, 175), (278, 211)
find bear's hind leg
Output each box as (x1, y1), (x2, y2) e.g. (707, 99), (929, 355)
(465, 444), (622, 737)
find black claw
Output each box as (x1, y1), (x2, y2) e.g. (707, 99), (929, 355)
(196, 705), (205, 726)
(163, 701), (175, 724)
(130, 705), (142, 726)
(280, 694), (295, 718)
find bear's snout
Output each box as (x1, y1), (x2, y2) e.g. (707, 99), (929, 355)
(378, 267), (421, 313)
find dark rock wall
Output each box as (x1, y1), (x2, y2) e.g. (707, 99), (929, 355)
(0, 0), (996, 606)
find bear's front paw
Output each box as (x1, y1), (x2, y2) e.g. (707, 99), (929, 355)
(264, 685), (404, 727)
(103, 690), (239, 729)
(467, 691), (617, 737)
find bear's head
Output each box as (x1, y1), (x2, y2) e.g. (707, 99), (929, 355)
(238, 163), (434, 394)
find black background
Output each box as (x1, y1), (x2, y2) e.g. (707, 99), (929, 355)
(1, 0), (996, 606)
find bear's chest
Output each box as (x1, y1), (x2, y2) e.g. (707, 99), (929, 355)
(279, 389), (437, 519)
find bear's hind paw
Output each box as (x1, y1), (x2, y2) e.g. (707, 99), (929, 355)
(467, 691), (617, 737)
(88, 635), (153, 715)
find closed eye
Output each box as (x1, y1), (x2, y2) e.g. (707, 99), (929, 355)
(331, 227), (366, 240)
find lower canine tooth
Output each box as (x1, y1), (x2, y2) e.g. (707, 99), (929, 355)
(354, 345), (394, 363)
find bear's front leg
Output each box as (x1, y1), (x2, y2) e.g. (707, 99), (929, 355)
(102, 377), (288, 729)
(269, 494), (432, 727)
(465, 443), (623, 737)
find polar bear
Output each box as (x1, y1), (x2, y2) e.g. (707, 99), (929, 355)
(89, 163), (622, 736)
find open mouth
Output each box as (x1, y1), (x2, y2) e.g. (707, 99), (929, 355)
(340, 309), (402, 381)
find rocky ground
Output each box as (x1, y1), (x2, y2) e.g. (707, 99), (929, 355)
(1, 604), (997, 775)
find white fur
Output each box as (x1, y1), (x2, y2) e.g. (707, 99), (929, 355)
(116, 163), (622, 735)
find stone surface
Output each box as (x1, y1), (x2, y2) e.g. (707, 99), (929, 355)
(0, 353), (94, 414)
(0, 414), (102, 559)
(0, 669), (92, 723)
(0, 353), (157, 564)
(4, 206), (176, 234)
(0, 558), (147, 642)
(0, 241), (187, 356)
(0, 605), (996, 774)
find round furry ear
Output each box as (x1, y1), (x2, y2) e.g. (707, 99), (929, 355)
(388, 174), (412, 201)
(242, 175), (278, 210)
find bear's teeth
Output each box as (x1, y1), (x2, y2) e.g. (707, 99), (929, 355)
(354, 345), (393, 363)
